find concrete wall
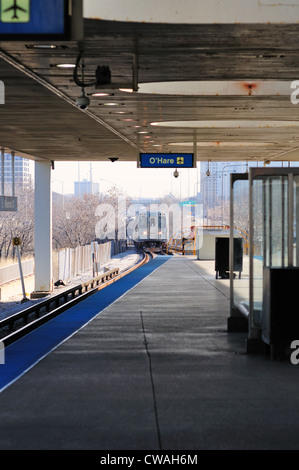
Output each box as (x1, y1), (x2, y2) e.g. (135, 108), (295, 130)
(0, 259), (34, 284)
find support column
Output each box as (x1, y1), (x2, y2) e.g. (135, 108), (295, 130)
(31, 161), (52, 297)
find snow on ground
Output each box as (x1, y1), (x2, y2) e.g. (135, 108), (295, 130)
(0, 248), (142, 321)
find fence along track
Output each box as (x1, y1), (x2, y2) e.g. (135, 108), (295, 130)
(0, 250), (150, 347)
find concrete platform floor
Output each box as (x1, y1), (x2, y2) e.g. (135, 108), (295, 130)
(0, 255), (299, 451)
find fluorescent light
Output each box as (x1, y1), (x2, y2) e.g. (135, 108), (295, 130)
(91, 92), (110, 97)
(56, 63), (76, 68)
(151, 120), (299, 128)
(28, 44), (57, 49)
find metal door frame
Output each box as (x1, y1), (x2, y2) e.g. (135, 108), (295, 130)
(248, 167), (299, 340)
(229, 172), (248, 320)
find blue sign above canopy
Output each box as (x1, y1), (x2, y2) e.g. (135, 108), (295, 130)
(0, 0), (69, 39)
(140, 153), (194, 169)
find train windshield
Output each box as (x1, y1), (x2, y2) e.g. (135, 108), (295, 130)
(139, 216), (147, 229)
(150, 217), (156, 227)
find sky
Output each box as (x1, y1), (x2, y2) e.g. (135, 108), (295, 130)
(33, 158), (298, 201)
(51, 160), (200, 200)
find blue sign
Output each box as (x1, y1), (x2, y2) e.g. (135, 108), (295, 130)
(0, 0), (68, 38)
(140, 153), (194, 169)
(180, 201), (196, 206)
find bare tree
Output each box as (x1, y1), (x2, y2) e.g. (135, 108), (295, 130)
(53, 193), (102, 249)
(0, 185), (34, 260)
(95, 186), (131, 242)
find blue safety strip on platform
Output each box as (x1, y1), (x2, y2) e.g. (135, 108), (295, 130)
(0, 255), (171, 392)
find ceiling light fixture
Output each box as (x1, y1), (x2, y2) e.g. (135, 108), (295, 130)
(56, 63), (76, 68)
(28, 44), (58, 49)
(91, 92), (111, 97)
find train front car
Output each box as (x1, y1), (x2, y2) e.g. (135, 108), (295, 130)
(135, 211), (168, 252)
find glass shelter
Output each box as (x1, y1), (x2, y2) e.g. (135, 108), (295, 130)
(229, 167), (299, 354)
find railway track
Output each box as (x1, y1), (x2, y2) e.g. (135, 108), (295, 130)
(0, 249), (150, 347)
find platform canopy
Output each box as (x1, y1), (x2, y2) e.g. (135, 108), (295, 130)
(1, 0), (299, 163)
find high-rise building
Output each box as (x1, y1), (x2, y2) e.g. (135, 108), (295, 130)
(199, 161), (248, 207)
(74, 179), (100, 197)
(0, 153), (32, 189)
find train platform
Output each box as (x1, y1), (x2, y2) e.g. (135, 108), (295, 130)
(0, 254), (298, 452)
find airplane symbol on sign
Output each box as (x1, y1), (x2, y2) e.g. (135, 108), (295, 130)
(1, 0), (29, 21)
(177, 157), (184, 165)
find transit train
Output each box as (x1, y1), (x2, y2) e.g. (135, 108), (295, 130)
(128, 211), (168, 251)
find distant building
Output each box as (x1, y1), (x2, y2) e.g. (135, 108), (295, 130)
(200, 161), (248, 207)
(74, 179), (100, 197)
(0, 153), (31, 189)
(199, 160), (294, 210)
